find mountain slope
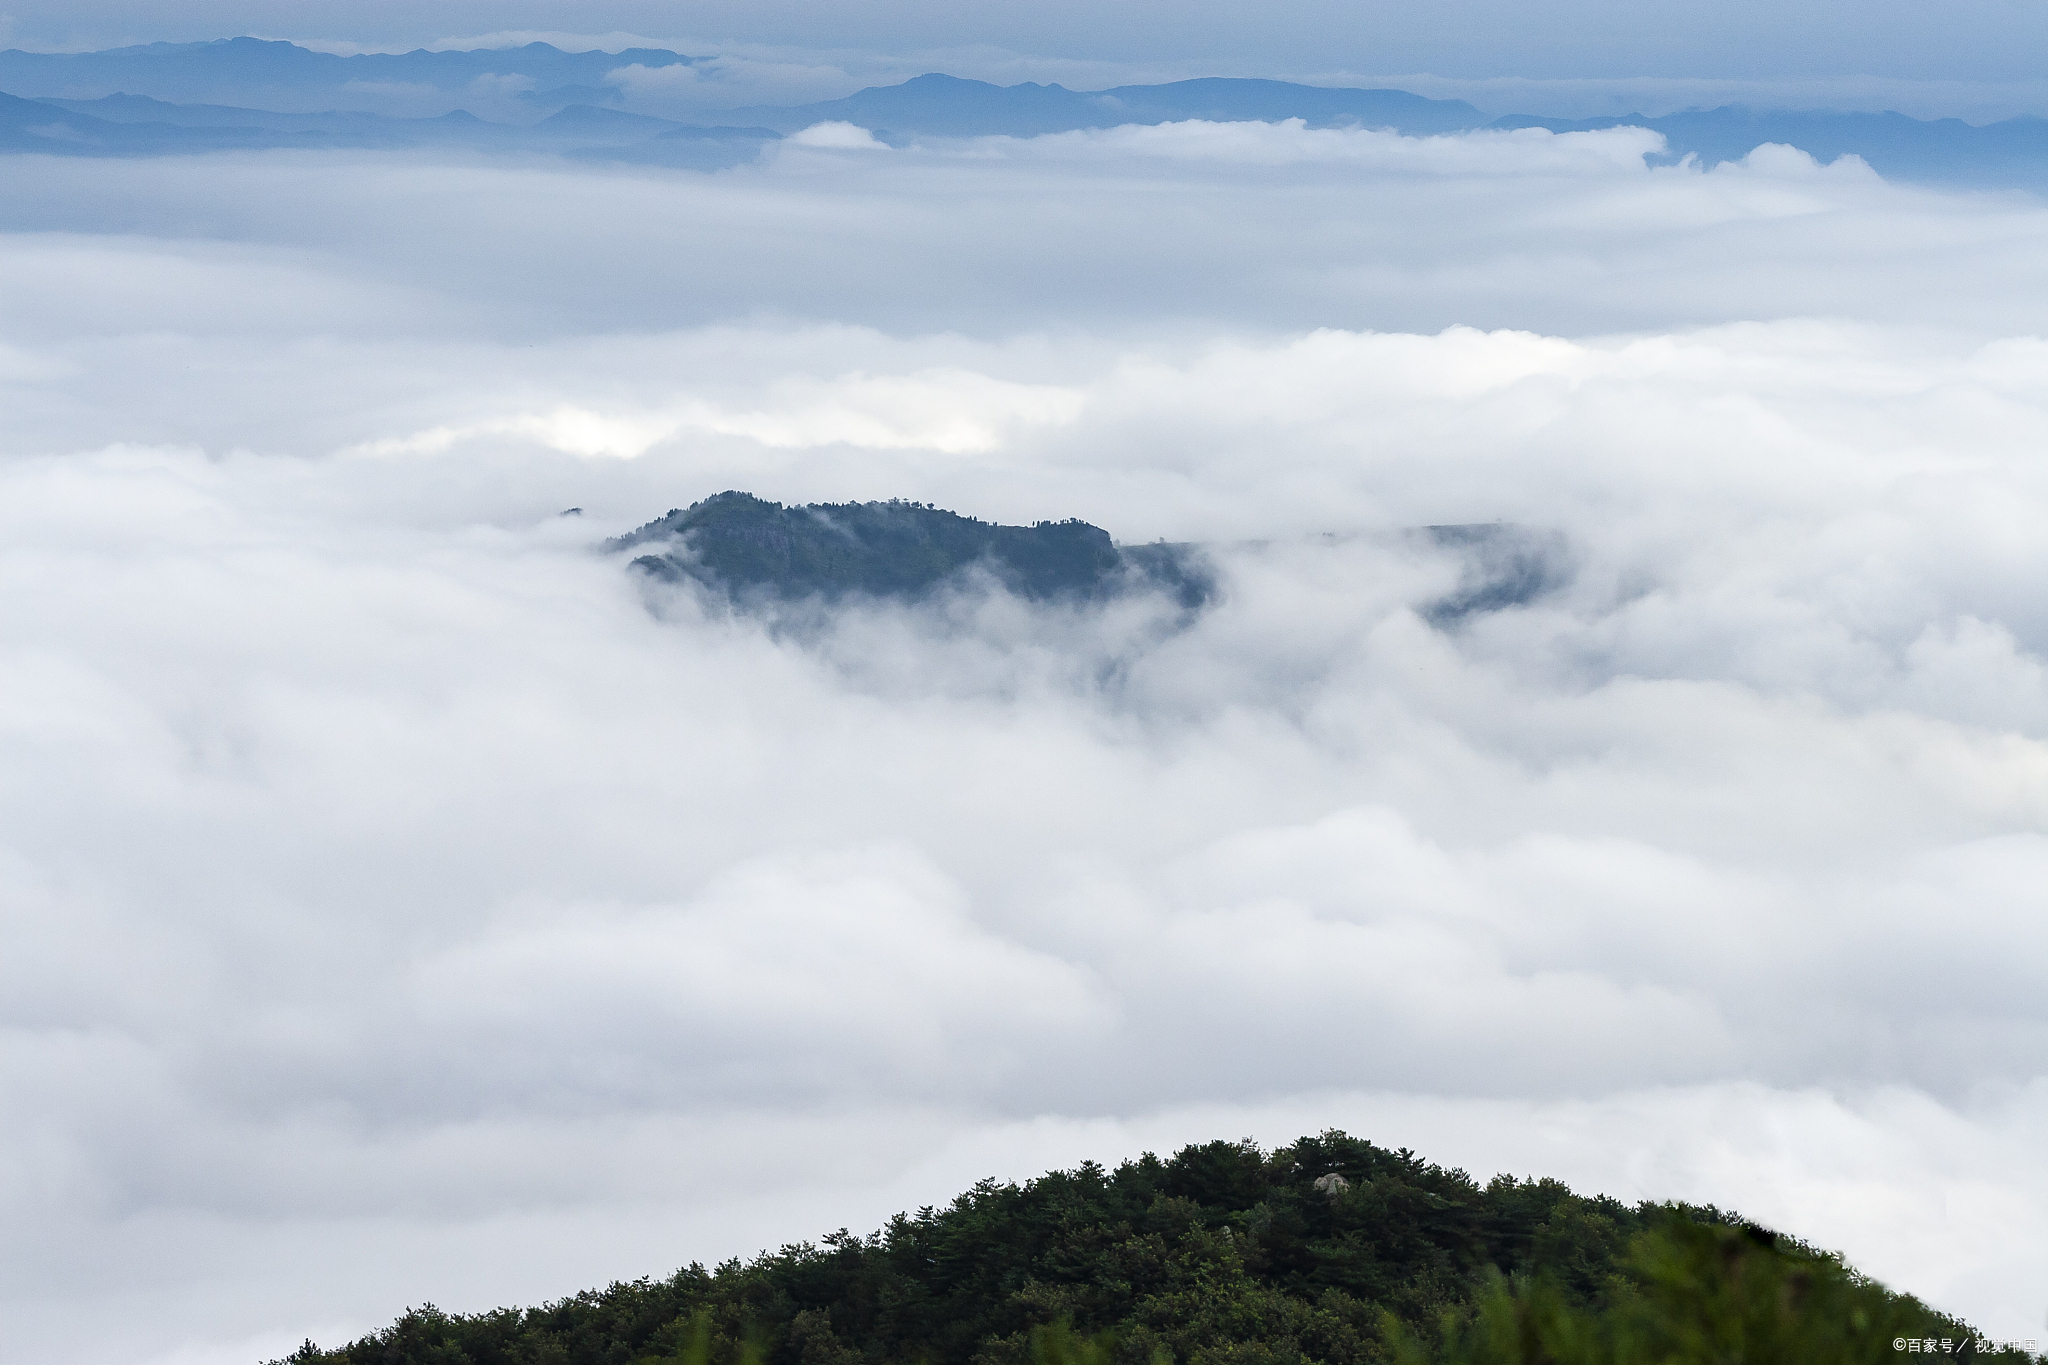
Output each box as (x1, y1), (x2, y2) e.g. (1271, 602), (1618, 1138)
(612, 492), (1212, 606)
(270, 1132), (2034, 1365)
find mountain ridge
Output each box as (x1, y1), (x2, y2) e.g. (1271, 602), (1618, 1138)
(267, 1131), (2038, 1365)
(612, 491), (1213, 608)
(10, 40), (2048, 186)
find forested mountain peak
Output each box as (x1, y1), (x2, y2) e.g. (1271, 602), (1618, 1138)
(609, 492), (1211, 607)
(275, 1132), (2033, 1365)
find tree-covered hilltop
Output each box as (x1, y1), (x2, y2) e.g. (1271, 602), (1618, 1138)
(607, 493), (1212, 607)
(274, 1132), (2035, 1365)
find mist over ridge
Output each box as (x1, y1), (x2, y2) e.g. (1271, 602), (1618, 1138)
(6, 8), (2048, 1365)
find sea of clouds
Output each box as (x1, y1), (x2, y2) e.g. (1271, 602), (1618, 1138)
(4, 122), (2048, 1363)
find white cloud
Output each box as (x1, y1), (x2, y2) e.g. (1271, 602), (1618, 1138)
(1004, 120), (1667, 172)
(347, 369), (1081, 459)
(604, 56), (867, 116)
(6, 122), (2048, 1361)
(9, 122), (2048, 355)
(787, 119), (889, 149)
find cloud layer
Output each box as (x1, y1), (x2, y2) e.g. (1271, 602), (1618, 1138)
(4, 124), (2048, 1362)
(10, 125), (2048, 361)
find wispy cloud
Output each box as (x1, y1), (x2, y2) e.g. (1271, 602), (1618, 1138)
(5, 116), (2048, 1364)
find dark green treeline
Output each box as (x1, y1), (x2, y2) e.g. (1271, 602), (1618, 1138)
(277, 1132), (2034, 1365)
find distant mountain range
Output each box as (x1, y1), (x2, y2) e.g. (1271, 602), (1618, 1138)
(8, 37), (2048, 186)
(0, 84), (781, 167)
(0, 37), (690, 111)
(725, 72), (1483, 138)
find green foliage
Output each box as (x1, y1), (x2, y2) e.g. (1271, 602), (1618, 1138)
(276, 1135), (2036, 1365)
(605, 492), (1211, 607)
(1385, 1218), (2036, 1365)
